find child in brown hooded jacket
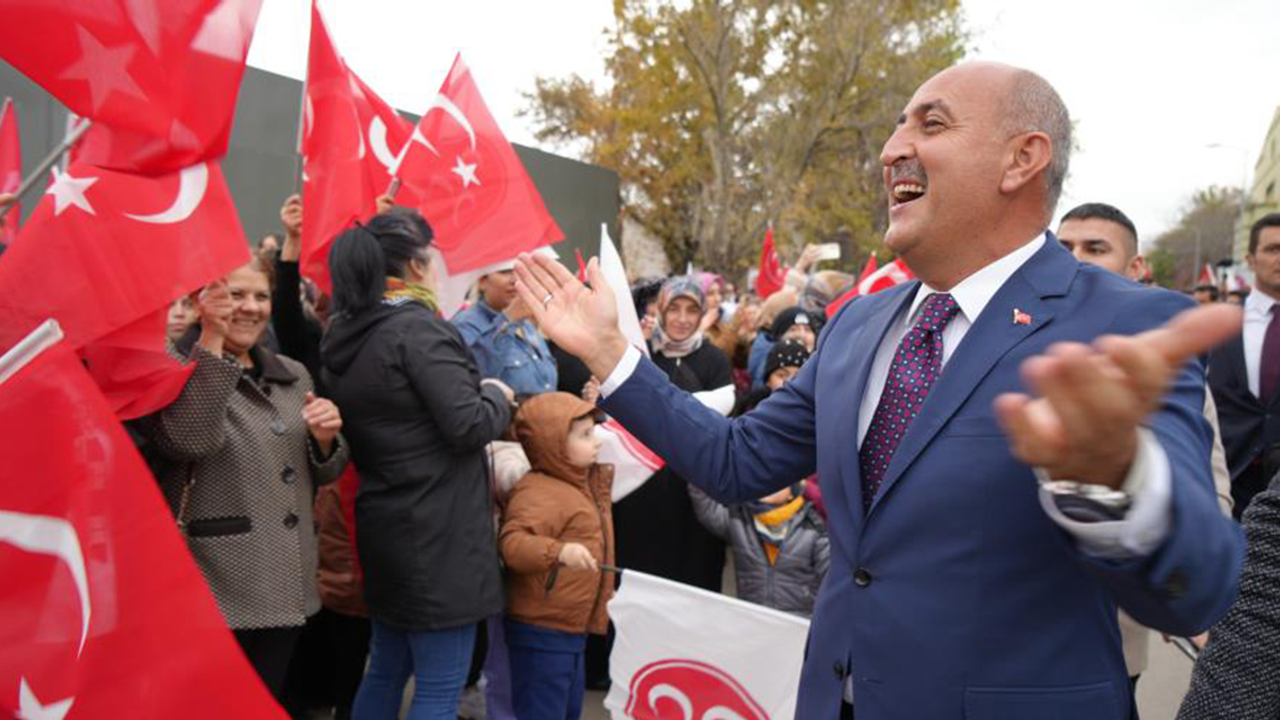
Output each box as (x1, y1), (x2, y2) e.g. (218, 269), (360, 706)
(499, 392), (615, 720)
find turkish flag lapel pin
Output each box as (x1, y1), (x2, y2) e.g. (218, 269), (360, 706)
(1013, 308), (1032, 325)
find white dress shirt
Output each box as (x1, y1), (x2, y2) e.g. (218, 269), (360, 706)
(1242, 288), (1279, 399)
(602, 232), (1173, 560)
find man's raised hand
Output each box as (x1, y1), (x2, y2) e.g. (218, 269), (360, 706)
(513, 252), (627, 379)
(995, 303), (1243, 488)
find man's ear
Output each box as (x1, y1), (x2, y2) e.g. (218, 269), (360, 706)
(1000, 131), (1053, 196)
(1126, 255), (1149, 282)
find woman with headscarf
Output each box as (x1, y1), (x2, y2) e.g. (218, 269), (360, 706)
(612, 276), (733, 592)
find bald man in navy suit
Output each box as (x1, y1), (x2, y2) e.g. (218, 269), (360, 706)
(515, 62), (1244, 720)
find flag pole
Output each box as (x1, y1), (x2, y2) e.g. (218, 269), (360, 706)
(0, 119), (92, 223)
(0, 319), (64, 388)
(293, 78), (307, 194)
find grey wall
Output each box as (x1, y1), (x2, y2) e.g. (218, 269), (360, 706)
(1, 63), (619, 264)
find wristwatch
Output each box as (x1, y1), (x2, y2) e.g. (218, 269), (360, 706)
(1041, 480), (1133, 522)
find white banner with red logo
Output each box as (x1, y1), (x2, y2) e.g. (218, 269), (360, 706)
(605, 570), (810, 720)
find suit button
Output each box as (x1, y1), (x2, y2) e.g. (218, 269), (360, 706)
(281, 464), (295, 484)
(832, 661), (846, 680)
(270, 419), (287, 436)
(283, 512), (298, 529)
(1162, 569), (1189, 600)
(854, 568), (873, 587)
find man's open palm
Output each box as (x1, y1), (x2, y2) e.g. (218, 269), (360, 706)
(514, 252), (627, 377)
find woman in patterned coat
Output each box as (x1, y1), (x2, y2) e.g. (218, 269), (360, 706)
(139, 254), (349, 699)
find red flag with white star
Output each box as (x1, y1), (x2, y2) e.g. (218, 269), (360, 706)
(0, 324), (288, 720)
(397, 54), (563, 277)
(0, 0), (263, 173)
(0, 160), (248, 416)
(0, 161), (247, 351)
(0, 98), (20, 244)
(299, 0), (423, 291)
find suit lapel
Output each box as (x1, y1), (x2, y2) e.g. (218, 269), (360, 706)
(867, 238), (1074, 515)
(835, 283), (920, 525)
(1219, 334), (1258, 406)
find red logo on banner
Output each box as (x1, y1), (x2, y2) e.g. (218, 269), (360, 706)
(626, 659), (770, 720)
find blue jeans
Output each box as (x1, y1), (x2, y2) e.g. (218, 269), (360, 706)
(506, 619), (588, 720)
(351, 619), (476, 720)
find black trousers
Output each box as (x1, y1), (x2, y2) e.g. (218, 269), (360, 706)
(233, 625), (304, 702)
(280, 609), (372, 720)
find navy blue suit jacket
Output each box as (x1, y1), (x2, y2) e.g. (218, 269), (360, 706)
(601, 238), (1243, 720)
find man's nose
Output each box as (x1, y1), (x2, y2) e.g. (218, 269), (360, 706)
(879, 125), (913, 168)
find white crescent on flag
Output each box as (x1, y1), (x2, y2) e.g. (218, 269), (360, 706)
(368, 116), (399, 174)
(123, 163), (209, 224)
(0, 509), (91, 656)
(418, 93), (478, 157)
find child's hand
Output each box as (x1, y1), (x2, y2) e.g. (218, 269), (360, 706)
(557, 542), (598, 572)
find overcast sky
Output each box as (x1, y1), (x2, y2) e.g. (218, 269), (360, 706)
(247, 0), (1279, 249)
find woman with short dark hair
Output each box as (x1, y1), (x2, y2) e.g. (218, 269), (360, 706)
(321, 212), (512, 720)
(139, 254), (349, 699)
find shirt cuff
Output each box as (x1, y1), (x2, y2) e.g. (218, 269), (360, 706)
(599, 345), (643, 399)
(1037, 427), (1173, 559)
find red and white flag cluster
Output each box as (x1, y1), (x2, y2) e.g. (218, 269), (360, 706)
(0, 4), (287, 718)
(0, 1), (262, 418)
(300, 0), (563, 298)
(0, 325), (288, 720)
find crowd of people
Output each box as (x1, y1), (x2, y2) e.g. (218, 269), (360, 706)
(87, 58), (1280, 720)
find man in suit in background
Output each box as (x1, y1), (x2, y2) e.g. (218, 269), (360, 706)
(516, 62), (1244, 719)
(1210, 213), (1280, 518)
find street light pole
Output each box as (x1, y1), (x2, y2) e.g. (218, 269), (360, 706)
(1207, 143), (1252, 260)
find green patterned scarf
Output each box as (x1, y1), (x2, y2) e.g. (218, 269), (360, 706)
(384, 277), (438, 313)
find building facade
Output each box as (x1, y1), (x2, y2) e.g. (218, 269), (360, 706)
(1237, 107), (1280, 259)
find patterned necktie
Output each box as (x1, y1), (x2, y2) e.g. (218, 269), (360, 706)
(859, 292), (961, 510)
(1261, 305), (1280, 404)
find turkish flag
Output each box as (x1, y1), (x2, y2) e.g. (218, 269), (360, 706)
(79, 309), (197, 420)
(0, 98), (20, 245)
(0, 159), (248, 374)
(755, 227), (786, 299)
(0, 0), (263, 173)
(1197, 263), (1215, 286)
(299, 0), (421, 291)
(0, 328), (288, 720)
(398, 54), (563, 277)
(826, 256), (914, 318)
